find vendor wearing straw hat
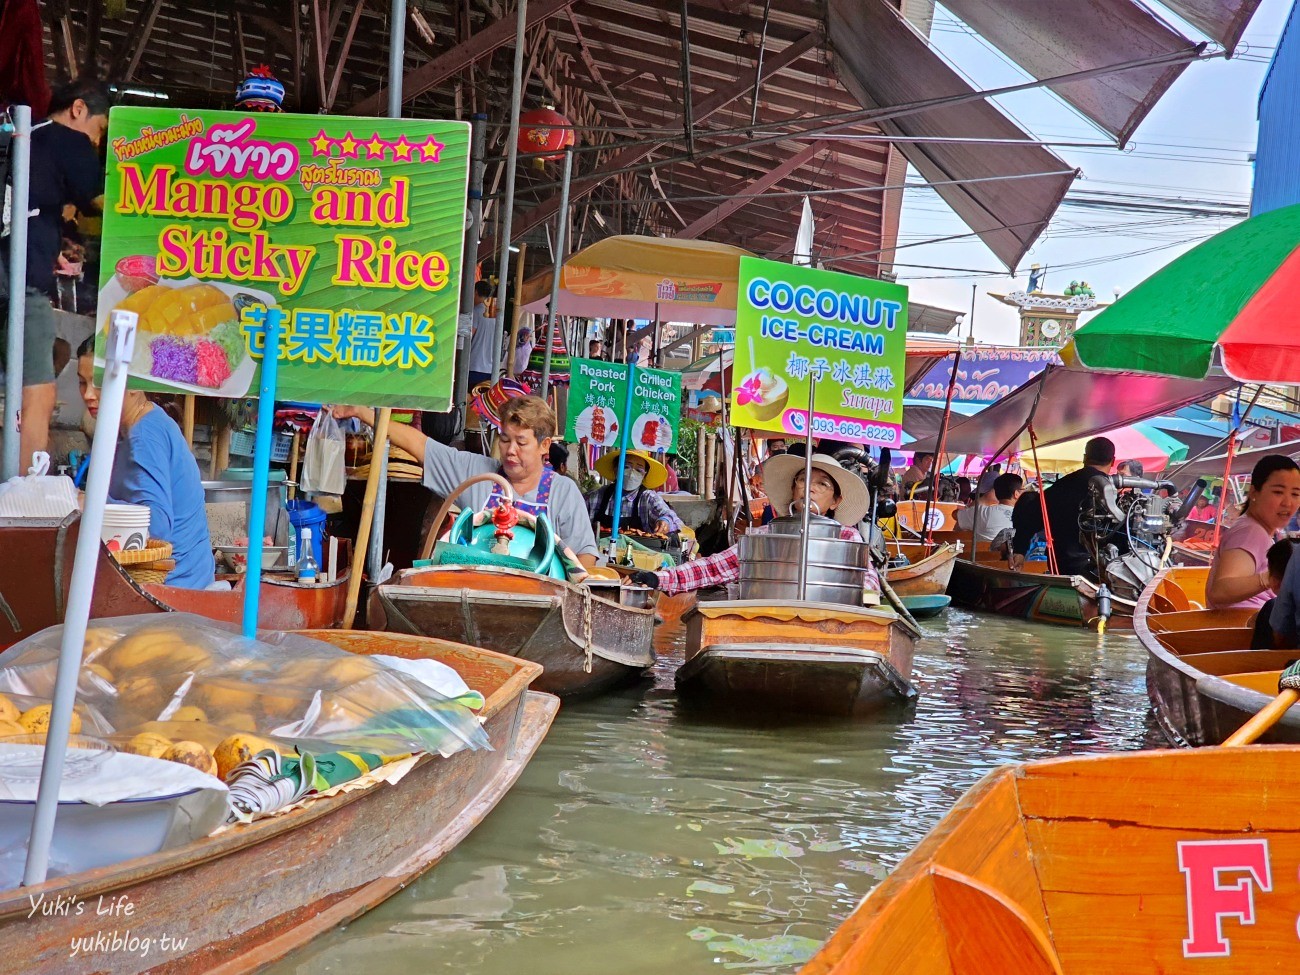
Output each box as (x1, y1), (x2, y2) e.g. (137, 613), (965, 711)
(334, 383), (599, 566)
(586, 450), (684, 537)
(629, 454), (878, 595)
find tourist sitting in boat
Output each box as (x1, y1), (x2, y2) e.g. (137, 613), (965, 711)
(586, 449), (684, 540)
(955, 473), (1023, 543)
(900, 452), (933, 495)
(1255, 540), (1295, 649)
(333, 394), (599, 567)
(76, 337), (214, 589)
(1010, 436), (1115, 576)
(1191, 495), (1216, 522)
(1206, 455), (1300, 610)
(627, 454), (878, 595)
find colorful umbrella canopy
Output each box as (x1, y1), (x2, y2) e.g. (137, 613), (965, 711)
(1071, 203), (1300, 382)
(1023, 422), (1188, 476)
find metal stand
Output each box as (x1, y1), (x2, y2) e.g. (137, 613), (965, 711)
(797, 375), (817, 599)
(3, 106), (32, 481)
(490, 0), (529, 381)
(539, 147), (574, 391)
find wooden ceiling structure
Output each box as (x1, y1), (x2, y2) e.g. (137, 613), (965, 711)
(32, 0), (1264, 281)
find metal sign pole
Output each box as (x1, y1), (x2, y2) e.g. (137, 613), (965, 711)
(24, 311), (137, 885)
(797, 374), (817, 600)
(241, 309), (285, 637)
(3, 106), (32, 481)
(455, 114), (487, 411)
(490, 0), (529, 381)
(608, 360), (639, 546)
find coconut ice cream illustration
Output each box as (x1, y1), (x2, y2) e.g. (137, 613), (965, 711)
(736, 366), (789, 421)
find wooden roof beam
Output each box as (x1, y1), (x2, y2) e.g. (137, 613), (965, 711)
(480, 28), (821, 256)
(676, 139), (831, 238)
(350, 0), (579, 115)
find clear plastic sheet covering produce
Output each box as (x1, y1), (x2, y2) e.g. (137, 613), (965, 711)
(0, 614), (490, 779)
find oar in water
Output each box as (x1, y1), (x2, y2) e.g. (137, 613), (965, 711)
(1224, 660), (1300, 746)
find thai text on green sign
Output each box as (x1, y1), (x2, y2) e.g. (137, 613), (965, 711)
(565, 358), (682, 453)
(95, 108), (469, 410)
(731, 257), (908, 447)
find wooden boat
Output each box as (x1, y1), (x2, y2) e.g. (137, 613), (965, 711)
(900, 594), (951, 620)
(3, 628), (558, 975)
(884, 542), (958, 599)
(676, 600), (919, 716)
(0, 514), (350, 650)
(1138, 564), (1300, 745)
(948, 554), (1134, 630)
(799, 744), (1300, 974)
(369, 564), (656, 698)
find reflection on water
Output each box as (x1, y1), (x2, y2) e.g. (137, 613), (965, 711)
(270, 609), (1159, 974)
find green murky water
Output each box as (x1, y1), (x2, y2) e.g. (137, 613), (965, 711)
(270, 609), (1158, 974)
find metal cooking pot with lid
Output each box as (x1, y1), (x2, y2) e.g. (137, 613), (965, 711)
(766, 513), (843, 539)
(738, 513), (870, 605)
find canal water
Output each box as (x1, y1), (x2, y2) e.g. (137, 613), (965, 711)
(271, 609), (1162, 974)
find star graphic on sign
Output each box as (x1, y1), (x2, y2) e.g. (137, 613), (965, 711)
(418, 136), (444, 162)
(364, 134), (388, 159)
(310, 131), (333, 157)
(337, 132), (360, 158)
(391, 137), (415, 161)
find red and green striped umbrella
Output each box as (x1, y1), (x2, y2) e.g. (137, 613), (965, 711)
(1071, 204), (1300, 382)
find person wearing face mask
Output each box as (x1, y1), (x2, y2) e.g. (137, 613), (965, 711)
(586, 449), (685, 538)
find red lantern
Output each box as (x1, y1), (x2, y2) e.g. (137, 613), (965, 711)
(518, 107), (575, 161)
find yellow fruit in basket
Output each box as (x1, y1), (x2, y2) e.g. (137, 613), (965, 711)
(277, 659), (325, 684)
(258, 692), (304, 722)
(213, 733), (278, 780)
(0, 694), (19, 723)
(0, 719), (27, 738)
(124, 732), (172, 758)
(83, 625), (124, 661)
(325, 656), (381, 686)
(161, 741), (218, 776)
(132, 720), (225, 750)
(83, 663), (115, 684)
(118, 676), (166, 717)
(19, 705), (81, 735)
(171, 705), (207, 722)
(105, 630), (184, 673)
(222, 712), (259, 732)
(197, 683), (258, 715)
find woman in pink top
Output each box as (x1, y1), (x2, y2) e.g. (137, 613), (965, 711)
(1207, 455), (1300, 609)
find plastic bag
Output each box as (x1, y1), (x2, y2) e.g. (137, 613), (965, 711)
(0, 614), (490, 778)
(301, 408), (345, 495)
(0, 452), (79, 518)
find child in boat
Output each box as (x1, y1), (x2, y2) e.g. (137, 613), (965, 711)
(1254, 540), (1295, 649)
(1206, 455), (1300, 610)
(628, 454), (879, 596)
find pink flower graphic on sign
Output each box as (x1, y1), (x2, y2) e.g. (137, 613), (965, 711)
(736, 374), (764, 406)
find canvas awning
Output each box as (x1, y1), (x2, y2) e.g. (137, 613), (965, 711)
(908, 363), (1236, 456)
(1174, 437), (1300, 478)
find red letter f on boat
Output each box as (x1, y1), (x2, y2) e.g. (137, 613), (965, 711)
(1178, 839), (1272, 957)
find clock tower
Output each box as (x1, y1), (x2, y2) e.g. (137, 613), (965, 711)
(992, 280), (1106, 348)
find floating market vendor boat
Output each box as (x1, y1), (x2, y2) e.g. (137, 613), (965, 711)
(369, 474), (655, 698)
(798, 743), (1300, 975)
(1, 627), (558, 975)
(883, 542), (958, 600)
(947, 555), (1134, 630)
(1139, 564), (1300, 746)
(0, 514), (351, 650)
(676, 514), (920, 716)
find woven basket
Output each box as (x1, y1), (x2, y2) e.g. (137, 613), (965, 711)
(112, 540), (174, 585)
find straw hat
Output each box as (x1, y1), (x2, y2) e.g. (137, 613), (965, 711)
(470, 377), (532, 431)
(594, 449), (668, 490)
(763, 453), (870, 525)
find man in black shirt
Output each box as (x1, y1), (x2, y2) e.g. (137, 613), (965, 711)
(1010, 436), (1115, 576)
(3, 79), (107, 466)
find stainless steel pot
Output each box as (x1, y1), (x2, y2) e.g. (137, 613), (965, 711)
(738, 520), (870, 605)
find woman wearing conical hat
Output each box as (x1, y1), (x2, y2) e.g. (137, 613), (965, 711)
(585, 450), (684, 539)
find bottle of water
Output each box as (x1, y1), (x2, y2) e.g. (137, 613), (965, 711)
(297, 528), (319, 583)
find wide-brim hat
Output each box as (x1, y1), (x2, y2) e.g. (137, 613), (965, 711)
(763, 453), (870, 525)
(470, 377), (532, 431)
(594, 449), (668, 490)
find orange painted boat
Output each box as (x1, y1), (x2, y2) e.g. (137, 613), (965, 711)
(1138, 565), (1300, 746)
(369, 564), (656, 698)
(800, 744), (1300, 975)
(948, 554), (1134, 630)
(0, 514), (351, 650)
(3, 629), (558, 975)
(884, 542), (959, 599)
(676, 600), (919, 716)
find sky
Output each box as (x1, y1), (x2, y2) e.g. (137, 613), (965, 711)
(894, 0), (1295, 345)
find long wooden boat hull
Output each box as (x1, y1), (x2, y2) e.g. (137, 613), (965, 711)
(948, 557), (1131, 630)
(0, 515), (350, 650)
(4, 629), (558, 975)
(884, 543), (958, 599)
(369, 564), (656, 698)
(677, 600), (917, 717)
(1138, 565), (1300, 746)
(801, 745), (1300, 975)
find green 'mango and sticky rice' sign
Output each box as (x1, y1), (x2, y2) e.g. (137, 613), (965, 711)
(730, 257), (908, 447)
(565, 358), (682, 453)
(96, 107), (469, 409)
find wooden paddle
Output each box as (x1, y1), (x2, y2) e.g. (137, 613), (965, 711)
(880, 576), (922, 634)
(1224, 662), (1300, 746)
